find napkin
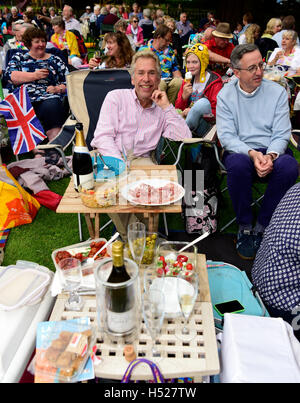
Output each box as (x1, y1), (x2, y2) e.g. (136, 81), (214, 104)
(50, 270), (96, 297)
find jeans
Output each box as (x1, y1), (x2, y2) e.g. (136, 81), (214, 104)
(185, 97), (212, 137)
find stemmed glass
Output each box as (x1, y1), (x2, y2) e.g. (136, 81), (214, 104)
(143, 264), (165, 293)
(142, 289), (165, 361)
(127, 222), (146, 267)
(94, 50), (101, 63)
(122, 136), (135, 172)
(176, 271), (199, 341)
(58, 257), (84, 311)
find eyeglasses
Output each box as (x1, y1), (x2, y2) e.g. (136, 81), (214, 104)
(235, 61), (264, 74)
(133, 20), (138, 22)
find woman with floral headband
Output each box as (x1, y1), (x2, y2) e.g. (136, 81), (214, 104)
(175, 44), (223, 136)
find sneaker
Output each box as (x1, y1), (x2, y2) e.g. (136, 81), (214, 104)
(235, 229), (255, 260)
(253, 232), (264, 252)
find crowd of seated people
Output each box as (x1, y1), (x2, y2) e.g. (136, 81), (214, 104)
(0, 4), (299, 341)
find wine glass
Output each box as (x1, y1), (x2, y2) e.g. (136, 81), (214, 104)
(143, 264), (165, 293)
(122, 136), (135, 172)
(176, 271), (199, 341)
(142, 289), (165, 361)
(94, 50), (101, 63)
(58, 257), (84, 311)
(127, 222), (146, 267)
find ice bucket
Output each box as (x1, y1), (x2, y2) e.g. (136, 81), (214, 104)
(94, 257), (141, 342)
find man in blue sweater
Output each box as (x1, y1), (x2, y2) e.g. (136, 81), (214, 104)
(216, 44), (298, 260)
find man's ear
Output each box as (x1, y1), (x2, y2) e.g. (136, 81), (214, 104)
(233, 68), (240, 79)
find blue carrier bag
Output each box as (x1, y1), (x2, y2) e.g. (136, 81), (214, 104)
(207, 260), (269, 330)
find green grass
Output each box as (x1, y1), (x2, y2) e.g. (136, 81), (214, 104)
(2, 144), (300, 272)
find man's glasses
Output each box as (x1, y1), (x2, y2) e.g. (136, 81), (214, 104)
(235, 62), (264, 74)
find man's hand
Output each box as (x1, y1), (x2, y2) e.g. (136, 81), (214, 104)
(182, 82), (192, 100)
(249, 150), (273, 177)
(151, 89), (170, 110)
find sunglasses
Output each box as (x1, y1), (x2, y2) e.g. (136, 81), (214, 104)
(133, 20), (138, 22)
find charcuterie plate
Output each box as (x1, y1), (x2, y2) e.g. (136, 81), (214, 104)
(121, 179), (185, 206)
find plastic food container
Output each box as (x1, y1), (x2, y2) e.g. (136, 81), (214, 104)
(34, 319), (96, 383)
(0, 261), (52, 311)
(125, 232), (159, 265)
(156, 241), (197, 277)
(52, 238), (110, 277)
(80, 180), (118, 208)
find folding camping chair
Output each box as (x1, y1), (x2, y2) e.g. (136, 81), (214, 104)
(62, 68), (173, 239)
(172, 124), (266, 232)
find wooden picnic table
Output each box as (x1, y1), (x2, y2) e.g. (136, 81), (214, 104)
(56, 165), (182, 238)
(49, 253), (220, 382)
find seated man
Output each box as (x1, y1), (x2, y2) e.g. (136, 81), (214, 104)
(91, 49), (192, 239)
(216, 43), (298, 260)
(139, 24), (183, 105)
(175, 12), (194, 47)
(252, 182), (300, 341)
(203, 22), (235, 76)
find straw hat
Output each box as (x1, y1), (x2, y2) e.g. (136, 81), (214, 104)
(212, 22), (233, 39)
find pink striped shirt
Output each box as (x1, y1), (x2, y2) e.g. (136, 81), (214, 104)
(91, 88), (192, 159)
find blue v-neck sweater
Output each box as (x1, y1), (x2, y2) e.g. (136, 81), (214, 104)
(216, 78), (291, 156)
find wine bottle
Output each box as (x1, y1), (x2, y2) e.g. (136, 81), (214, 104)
(72, 122), (94, 191)
(106, 241), (136, 335)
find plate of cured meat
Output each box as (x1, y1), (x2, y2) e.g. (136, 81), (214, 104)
(121, 179), (185, 206)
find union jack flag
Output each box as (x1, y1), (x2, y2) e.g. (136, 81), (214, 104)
(0, 85), (46, 155)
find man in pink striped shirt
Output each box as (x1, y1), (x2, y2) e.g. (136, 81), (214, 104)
(91, 50), (192, 238)
(91, 49), (192, 161)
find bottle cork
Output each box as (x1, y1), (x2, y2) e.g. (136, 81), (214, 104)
(124, 345), (136, 362)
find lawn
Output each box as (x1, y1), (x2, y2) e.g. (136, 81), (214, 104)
(3, 142), (299, 272)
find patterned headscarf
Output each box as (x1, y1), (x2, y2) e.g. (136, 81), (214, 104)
(185, 44), (209, 83)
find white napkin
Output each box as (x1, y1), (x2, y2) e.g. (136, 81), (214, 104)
(51, 270), (96, 297)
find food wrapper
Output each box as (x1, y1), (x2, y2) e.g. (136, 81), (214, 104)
(34, 318), (96, 383)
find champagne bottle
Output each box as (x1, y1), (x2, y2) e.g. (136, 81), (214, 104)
(72, 122), (94, 191)
(106, 241), (135, 335)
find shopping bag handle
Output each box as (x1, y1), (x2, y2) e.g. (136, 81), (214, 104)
(121, 358), (164, 383)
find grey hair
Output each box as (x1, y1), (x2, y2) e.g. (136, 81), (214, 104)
(282, 29), (298, 42)
(129, 49), (161, 77)
(143, 8), (151, 18)
(230, 43), (259, 68)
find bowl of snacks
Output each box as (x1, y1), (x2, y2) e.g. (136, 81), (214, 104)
(126, 232), (158, 265)
(80, 181), (118, 208)
(156, 241), (197, 277)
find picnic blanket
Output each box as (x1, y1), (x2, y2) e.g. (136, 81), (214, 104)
(7, 156), (72, 210)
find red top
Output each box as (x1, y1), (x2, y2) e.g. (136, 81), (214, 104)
(175, 71), (223, 116)
(203, 37), (235, 59)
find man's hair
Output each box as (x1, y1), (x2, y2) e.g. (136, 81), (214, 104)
(143, 8), (151, 18)
(243, 12), (253, 24)
(230, 43), (259, 68)
(153, 24), (171, 39)
(130, 49), (162, 77)
(282, 15), (296, 30)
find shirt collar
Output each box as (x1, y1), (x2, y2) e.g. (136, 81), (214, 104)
(238, 80), (260, 96)
(131, 88), (156, 109)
